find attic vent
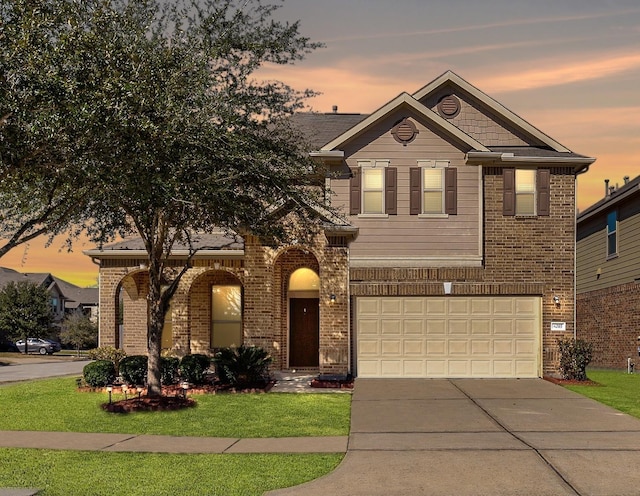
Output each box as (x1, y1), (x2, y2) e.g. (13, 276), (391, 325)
(437, 95), (461, 119)
(391, 118), (418, 146)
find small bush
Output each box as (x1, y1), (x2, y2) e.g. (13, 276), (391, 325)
(179, 354), (211, 384)
(161, 356), (180, 385)
(119, 355), (148, 385)
(213, 345), (272, 386)
(87, 346), (126, 374)
(557, 338), (593, 381)
(83, 360), (116, 387)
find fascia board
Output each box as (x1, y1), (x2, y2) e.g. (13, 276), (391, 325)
(413, 71), (572, 153)
(466, 151), (596, 171)
(321, 92), (489, 153)
(83, 249), (245, 259)
(577, 184), (640, 224)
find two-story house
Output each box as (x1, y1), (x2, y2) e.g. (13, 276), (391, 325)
(576, 175), (640, 369)
(86, 71), (595, 378)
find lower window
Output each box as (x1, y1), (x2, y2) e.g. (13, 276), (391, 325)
(211, 285), (242, 348)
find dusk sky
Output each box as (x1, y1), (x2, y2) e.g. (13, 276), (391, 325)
(3, 0), (640, 286)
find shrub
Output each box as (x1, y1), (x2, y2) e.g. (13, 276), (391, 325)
(213, 345), (272, 386)
(83, 360), (116, 387)
(119, 355), (148, 385)
(179, 354), (211, 384)
(161, 356), (180, 385)
(87, 346), (126, 375)
(557, 338), (593, 381)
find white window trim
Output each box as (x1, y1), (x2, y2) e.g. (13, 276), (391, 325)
(606, 210), (618, 259)
(358, 160), (390, 218)
(417, 160), (449, 218)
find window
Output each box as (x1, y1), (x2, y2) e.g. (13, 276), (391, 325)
(607, 210), (618, 258)
(350, 160), (396, 216)
(503, 168), (550, 217)
(211, 285), (242, 348)
(410, 161), (457, 215)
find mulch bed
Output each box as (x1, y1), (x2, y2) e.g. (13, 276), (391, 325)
(310, 378), (354, 389)
(543, 376), (599, 387)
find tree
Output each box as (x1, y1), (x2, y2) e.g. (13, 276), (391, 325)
(0, 281), (53, 352)
(60, 312), (98, 356)
(3, 0), (326, 395)
(0, 0), (98, 259)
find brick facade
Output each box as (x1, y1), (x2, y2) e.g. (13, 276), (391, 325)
(577, 283), (640, 369)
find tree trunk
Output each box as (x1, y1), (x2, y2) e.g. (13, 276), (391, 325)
(146, 262), (165, 397)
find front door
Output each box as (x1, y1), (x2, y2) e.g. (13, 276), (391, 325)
(289, 298), (319, 367)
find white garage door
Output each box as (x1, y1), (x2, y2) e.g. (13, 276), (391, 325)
(356, 296), (541, 378)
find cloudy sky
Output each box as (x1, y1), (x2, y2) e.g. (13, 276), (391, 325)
(3, 0), (639, 286)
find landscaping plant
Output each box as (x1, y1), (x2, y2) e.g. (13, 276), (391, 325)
(214, 345), (272, 387)
(83, 360), (116, 388)
(119, 355), (148, 386)
(87, 346), (126, 375)
(160, 356), (180, 385)
(179, 354), (211, 385)
(557, 337), (593, 381)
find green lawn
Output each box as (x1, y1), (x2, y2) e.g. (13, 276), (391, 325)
(0, 376), (350, 495)
(0, 377), (351, 437)
(565, 369), (640, 418)
(0, 449), (342, 496)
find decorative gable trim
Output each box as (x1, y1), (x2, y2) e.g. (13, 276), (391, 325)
(413, 70), (572, 153)
(320, 92), (489, 153)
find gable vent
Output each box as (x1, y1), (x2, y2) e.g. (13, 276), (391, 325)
(391, 117), (418, 146)
(437, 95), (461, 119)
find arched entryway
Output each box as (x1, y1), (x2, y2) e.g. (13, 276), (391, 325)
(288, 267), (320, 368)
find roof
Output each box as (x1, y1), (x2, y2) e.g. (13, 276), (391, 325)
(0, 267), (53, 289)
(290, 112), (369, 150)
(98, 233), (244, 252)
(577, 175), (640, 223)
(52, 277), (98, 308)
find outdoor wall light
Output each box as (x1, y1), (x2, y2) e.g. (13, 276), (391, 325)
(329, 294), (337, 304)
(553, 295), (561, 306)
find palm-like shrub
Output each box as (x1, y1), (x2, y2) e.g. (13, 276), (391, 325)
(213, 345), (272, 387)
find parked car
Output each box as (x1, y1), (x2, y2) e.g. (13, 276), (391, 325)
(15, 338), (59, 355)
(0, 340), (19, 353)
(44, 339), (62, 352)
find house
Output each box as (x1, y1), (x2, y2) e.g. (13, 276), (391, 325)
(576, 175), (640, 369)
(85, 71), (595, 378)
(0, 267), (99, 327)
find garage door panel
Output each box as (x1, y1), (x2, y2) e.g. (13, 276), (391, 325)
(356, 296), (540, 378)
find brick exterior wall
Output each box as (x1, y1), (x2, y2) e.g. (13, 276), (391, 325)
(577, 283), (640, 369)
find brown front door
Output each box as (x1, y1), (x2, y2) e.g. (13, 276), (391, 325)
(289, 298), (319, 367)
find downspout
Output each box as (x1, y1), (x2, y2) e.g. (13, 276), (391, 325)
(91, 257), (102, 346)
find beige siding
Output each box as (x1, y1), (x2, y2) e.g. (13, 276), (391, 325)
(577, 208), (640, 293)
(329, 109), (481, 261)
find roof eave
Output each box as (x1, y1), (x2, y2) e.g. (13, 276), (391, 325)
(466, 151), (596, 172)
(577, 184), (640, 224)
(83, 249), (245, 259)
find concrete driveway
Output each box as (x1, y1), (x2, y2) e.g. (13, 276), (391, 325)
(267, 378), (640, 496)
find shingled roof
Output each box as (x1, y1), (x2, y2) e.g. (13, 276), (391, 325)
(290, 112), (369, 149)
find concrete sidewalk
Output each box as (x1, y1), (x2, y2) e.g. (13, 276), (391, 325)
(267, 378), (640, 496)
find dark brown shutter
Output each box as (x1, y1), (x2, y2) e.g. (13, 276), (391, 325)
(349, 167), (361, 215)
(385, 167), (397, 215)
(444, 167), (457, 215)
(409, 167), (421, 215)
(503, 168), (515, 216)
(537, 169), (550, 216)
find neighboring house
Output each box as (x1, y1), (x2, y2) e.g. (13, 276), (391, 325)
(85, 71), (595, 378)
(0, 267), (99, 327)
(576, 175), (640, 369)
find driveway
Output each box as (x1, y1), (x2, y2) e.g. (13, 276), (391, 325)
(267, 378), (640, 496)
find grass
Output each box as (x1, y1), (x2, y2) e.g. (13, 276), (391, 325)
(0, 377), (351, 437)
(0, 376), (350, 494)
(0, 449), (343, 496)
(565, 369), (640, 418)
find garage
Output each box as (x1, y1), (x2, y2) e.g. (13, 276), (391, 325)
(355, 296), (541, 378)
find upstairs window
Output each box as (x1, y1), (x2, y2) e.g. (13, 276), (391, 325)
(503, 168), (550, 217)
(410, 161), (457, 216)
(607, 210), (618, 258)
(350, 160), (396, 216)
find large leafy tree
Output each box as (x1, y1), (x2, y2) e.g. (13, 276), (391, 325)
(0, 281), (53, 351)
(3, 0), (326, 395)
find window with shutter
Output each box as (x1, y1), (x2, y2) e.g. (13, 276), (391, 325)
(410, 160), (455, 216)
(503, 168), (551, 217)
(353, 160), (393, 216)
